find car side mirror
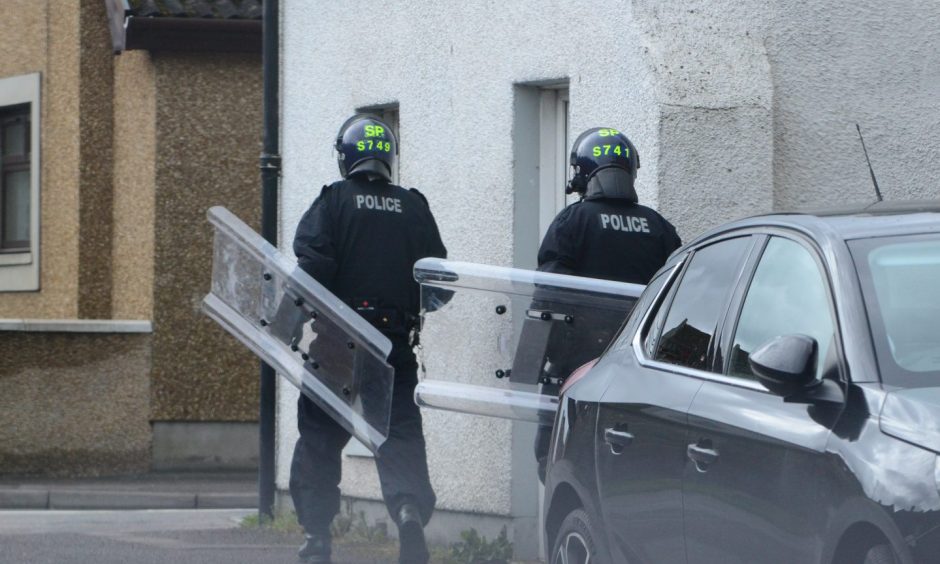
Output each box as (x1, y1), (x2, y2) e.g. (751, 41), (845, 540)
(749, 334), (817, 389)
(749, 334), (843, 404)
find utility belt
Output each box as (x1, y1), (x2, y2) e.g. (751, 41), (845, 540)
(350, 298), (420, 343)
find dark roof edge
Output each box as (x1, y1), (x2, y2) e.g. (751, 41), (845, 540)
(124, 17), (262, 53)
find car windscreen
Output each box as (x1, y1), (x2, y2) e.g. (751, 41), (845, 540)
(850, 233), (940, 388)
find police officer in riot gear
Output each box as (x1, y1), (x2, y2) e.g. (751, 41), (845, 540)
(539, 127), (680, 280)
(533, 127), (681, 480)
(291, 114), (446, 564)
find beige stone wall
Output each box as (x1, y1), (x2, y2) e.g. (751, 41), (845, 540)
(0, 0), (82, 319)
(0, 331), (151, 477)
(1, 2), (261, 428)
(0, 0), (46, 75)
(0, 0), (122, 320)
(111, 51), (156, 320)
(150, 52), (262, 421)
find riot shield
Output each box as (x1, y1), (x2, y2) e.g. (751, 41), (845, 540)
(413, 258), (643, 422)
(202, 206), (394, 453)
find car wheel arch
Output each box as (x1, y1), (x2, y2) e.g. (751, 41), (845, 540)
(830, 521), (899, 564)
(545, 472), (614, 563)
(546, 481), (583, 548)
(822, 497), (913, 564)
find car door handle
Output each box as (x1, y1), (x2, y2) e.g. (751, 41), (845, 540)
(687, 442), (719, 472)
(604, 427), (634, 455)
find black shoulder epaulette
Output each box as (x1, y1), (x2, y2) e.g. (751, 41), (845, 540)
(408, 188), (430, 207)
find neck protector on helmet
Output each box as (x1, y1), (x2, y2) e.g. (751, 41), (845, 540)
(584, 167), (638, 203)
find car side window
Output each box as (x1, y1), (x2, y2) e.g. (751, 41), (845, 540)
(611, 266), (672, 351)
(649, 237), (752, 371)
(728, 237), (836, 380)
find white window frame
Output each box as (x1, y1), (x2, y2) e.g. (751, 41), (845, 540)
(0, 73), (41, 292)
(537, 87), (571, 241)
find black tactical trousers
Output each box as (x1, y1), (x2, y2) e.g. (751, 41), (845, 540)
(289, 342), (436, 536)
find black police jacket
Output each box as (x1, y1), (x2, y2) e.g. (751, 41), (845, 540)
(525, 197), (681, 382)
(537, 197), (681, 284)
(292, 176), (447, 334)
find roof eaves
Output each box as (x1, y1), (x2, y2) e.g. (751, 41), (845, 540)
(105, 0), (263, 54)
(123, 16), (262, 53)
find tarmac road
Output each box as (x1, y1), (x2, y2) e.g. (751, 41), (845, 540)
(0, 509), (398, 564)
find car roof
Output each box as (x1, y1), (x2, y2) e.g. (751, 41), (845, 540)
(686, 199), (940, 248)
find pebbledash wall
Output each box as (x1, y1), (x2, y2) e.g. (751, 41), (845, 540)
(277, 0), (940, 557)
(0, 0), (263, 477)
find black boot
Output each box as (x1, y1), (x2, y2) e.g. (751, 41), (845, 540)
(397, 504), (429, 564)
(298, 533), (331, 563)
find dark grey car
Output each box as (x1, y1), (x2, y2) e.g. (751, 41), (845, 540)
(544, 201), (940, 564)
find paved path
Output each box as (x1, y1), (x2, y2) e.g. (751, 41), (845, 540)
(0, 509), (400, 564)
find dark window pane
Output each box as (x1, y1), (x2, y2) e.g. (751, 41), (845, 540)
(1, 104), (31, 250)
(729, 238), (835, 380)
(653, 237), (750, 371)
(867, 239), (940, 373)
(2, 170), (30, 248)
(644, 266), (680, 358)
(2, 118), (27, 157)
(850, 235), (940, 388)
(612, 266), (672, 351)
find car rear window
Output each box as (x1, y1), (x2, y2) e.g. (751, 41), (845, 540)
(851, 234), (940, 388)
(648, 237), (752, 371)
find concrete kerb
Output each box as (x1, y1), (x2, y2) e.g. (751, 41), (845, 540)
(49, 490), (197, 510)
(0, 489), (49, 509)
(0, 489), (259, 510)
(196, 493), (260, 509)
(0, 473), (259, 510)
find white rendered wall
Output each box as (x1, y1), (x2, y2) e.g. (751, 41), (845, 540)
(767, 1), (940, 208)
(278, 0), (940, 523)
(277, 1), (664, 519)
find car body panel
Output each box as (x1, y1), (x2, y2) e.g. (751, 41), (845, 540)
(819, 384), (940, 564)
(546, 385), (611, 561)
(880, 387), (940, 455)
(595, 348), (703, 563)
(544, 205), (940, 564)
(683, 381), (831, 564)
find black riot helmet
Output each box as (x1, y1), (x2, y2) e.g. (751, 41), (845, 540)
(335, 114), (398, 182)
(566, 127), (640, 202)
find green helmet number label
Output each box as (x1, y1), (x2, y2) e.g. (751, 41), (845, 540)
(364, 124), (386, 137)
(592, 144), (629, 157)
(356, 139), (393, 152)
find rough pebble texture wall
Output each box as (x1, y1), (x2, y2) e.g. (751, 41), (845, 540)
(77, 0), (116, 319)
(0, 332), (151, 477)
(659, 104), (773, 238)
(0, 0), (82, 318)
(630, 0), (776, 235)
(767, 1), (940, 209)
(111, 51), (156, 320)
(150, 52), (262, 421)
(0, 0), (46, 77)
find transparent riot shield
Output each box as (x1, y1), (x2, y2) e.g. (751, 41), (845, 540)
(413, 258), (643, 422)
(202, 206), (394, 453)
